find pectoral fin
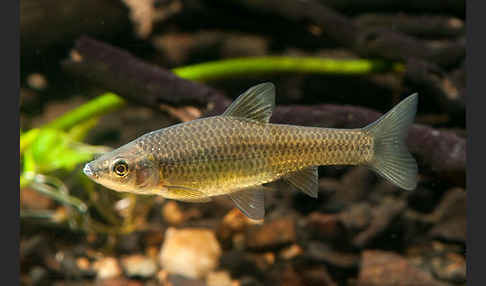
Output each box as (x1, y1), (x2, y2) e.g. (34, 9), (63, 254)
(164, 186), (212, 203)
(284, 166), (319, 198)
(228, 186), (265, 220)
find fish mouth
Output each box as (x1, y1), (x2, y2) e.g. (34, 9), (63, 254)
(83, 163), (96, 179)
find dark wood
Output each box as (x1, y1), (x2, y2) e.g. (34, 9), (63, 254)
(21, 0), (130, 57)
(62, 36), (231, 113)
(228, 0), (464, 67)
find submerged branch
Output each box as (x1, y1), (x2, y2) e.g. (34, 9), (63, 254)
(225, 0), (464, 115)
(353, 14), (464, 39)
(62, 36), (230, 112)
(227, 0), (464, 67)
(21, 0), (130, 60)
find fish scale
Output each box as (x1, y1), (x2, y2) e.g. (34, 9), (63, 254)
(133, 116), (373, 196)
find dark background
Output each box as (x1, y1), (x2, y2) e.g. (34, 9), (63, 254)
(18, 1), (470, 286)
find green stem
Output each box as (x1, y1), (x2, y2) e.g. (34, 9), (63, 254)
(173, 56), (403, 82)
(20, 93), (124, 153)
(23, 172), (88, 213)
(46, 93), (125, 130)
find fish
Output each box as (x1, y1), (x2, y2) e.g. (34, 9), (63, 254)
(83, 83), (418, 220)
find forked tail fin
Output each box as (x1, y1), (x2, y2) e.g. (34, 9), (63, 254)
(363, 94), (419, 190)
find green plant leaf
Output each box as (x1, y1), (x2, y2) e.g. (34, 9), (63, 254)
(28, 128), (96, 174)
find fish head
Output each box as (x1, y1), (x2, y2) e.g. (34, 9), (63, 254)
(83, 142), (159, 193)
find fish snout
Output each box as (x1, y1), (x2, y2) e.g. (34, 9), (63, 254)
(83, 163), (96, 179)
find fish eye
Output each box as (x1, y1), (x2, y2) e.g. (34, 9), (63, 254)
(113, 160), (129, 177)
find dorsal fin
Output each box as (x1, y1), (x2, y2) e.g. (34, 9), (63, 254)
(222, 82), (275, 123)
(228, 186), (265, 220)
(284, 166), (319, 198)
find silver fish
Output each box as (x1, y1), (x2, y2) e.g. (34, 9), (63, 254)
(84, 83), (418, 219)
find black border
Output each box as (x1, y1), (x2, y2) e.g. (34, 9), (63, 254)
(467, 0), (480, 286)
(8, 0), (20, 285)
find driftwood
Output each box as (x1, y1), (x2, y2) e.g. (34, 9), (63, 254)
(227, 0), (464, 68)
(21, 0), (131, 58)
(353, 14), (464, 39)
(404, 59), (465, 117)
(63, 37), (465, 186)
(218, 0), (465, 115)
(62, 36), (231, 113)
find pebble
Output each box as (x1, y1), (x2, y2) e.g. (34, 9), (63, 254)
(28, 266), (48, 285)
(334, 166), (375, 202)
(238, 276), (265, 286)
(223, 208), (256, 233)
(163, 274), (207, 286)
(120, 254), (157, 278)
(357, 250), (448, 286)
(430, 252), (466, 283)
(20, 235), (45, 261)
(246, 217), (296, 250)
(60, 252), (85, 278)
(94, 278), (143, 286)
(26, 73), (48, 90)
(21, 187), (53, 210)
(217, 208), (251, 247)
(156, 270), (169, 285)
(405, 188), (466, 243)
(352, 197), (406, 248)
(76, 257), (91, 272)
(162, 201), (185, 225)
(232, 233), (246, 251)
(300, 265), (337, 286)
(92, 257), (122, 280)
(206, 271), (235, 286)
(306, 242), (359, 269)
(279, 244), (303, 260)
(428, 188), (466, 243)
(116, 232), (142, 254)
(307, 212), (343, 240)
(338, 202), (372, 233)
(159, 227), (222, 279)
(219, 251), (265, 279)
(266, 264), (305, 286)
(258, 252), (275, 270)
(143, 230), (165, 247)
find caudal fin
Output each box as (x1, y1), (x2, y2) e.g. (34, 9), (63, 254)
(363, 94), (418, 190)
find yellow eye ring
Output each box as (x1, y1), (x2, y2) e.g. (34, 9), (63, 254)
(113, 160), (129, 177)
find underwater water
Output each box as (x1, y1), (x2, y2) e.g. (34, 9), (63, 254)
(20, 1), (465, 285)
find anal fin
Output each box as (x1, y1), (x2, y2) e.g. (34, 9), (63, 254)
(284, 166), (319, 198)
(228, 186), (265, 220)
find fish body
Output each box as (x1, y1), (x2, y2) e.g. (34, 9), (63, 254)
(135, 117), (372, 196)
(84, 83), (418, 219)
